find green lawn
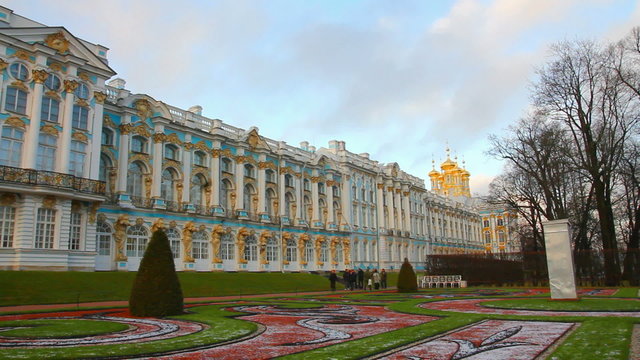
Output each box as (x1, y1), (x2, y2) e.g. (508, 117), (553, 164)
(0, 271), (337, 306)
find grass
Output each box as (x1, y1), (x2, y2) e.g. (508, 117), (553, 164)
(482, 298), (640, 311)
(0, 319), (129, 338)
(0, 271), (335, 306)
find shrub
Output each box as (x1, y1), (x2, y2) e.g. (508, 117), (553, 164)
(129, 229), (184, 316)
(397, 258), (418, 293)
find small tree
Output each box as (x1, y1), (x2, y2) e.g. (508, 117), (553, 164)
(397, 258), (418, 293)
(129, 229), (184, 316)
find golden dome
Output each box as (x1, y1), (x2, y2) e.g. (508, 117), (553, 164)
(428, 169), (440, 177)
(440, 157), (457, 171)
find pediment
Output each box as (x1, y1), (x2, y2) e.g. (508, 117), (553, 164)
(0, 26), (115, 77)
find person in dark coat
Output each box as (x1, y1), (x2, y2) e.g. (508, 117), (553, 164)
(343, 269), (351, 290)
(381, 268), (388, 289)
(350, 269), (357, 290)
(329, 270), (338, 291)
(357, 268), (364, 289)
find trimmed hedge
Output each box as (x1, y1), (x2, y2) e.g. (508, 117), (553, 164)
(129, 230), (184, 316)
(397, 258), (418, 293)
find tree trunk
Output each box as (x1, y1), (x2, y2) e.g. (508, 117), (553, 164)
(593, 179), (621, 285)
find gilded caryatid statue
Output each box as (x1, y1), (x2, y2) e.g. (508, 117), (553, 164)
(315, 235), (325, 266)
(342, 238), (351, 265)
(114, 215), (131, 261)
(236, 227), (251, 264)
(259, 230), (272, 265)
(150, 218), (165, 234)
(281, 232), (293, 264)
(330, 236), (340, 265)
(298, 233), (309, 265)
(182, 221), (197, 263)
(210, 225), (225, 263)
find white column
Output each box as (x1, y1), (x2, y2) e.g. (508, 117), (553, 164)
(311, 174), (319, 224)
(279, 172), (286, 217)
(235, 154), (245, 211)
(22, 69), (46, 169)
(386, 186), (395, 230)
(151, 125), (164, 198)
(394, 188), (402, 232)
(257, 159), (266, 214)
(116, 114), (131, 193)
(210, 146), (220, 206)
(340, 176), (350, 227)
(402, 190), (411, 233)
(295, 174), (302, 220)
(376, 183), (384, 230)
(182, 134), (192, 204)
(56, 80), (77, 174)
(88, 92), (106, 180)
(326, 180), (335, 224)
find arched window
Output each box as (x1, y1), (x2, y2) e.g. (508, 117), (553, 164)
(131, 136), (147, 153)
(305, 239), (314, 263)
(72, 105), (89, 129)
(332, 186), (339, 197)
(244, 164), (255, 178)
(220, 179), (232, 212)
(318, 182), (325, 194)
(369, 241), (376, 261)
(192, 230), (208, 259)
(497, 230), (506, 242)
(243, 184), (255, 213)
(221, 232), (234, 260)
(41, 97), (60, 122)
(9, 63), (29, 81)
(266, 188), (276, 216)
(44, 73), (61, 91)
(286, 239), (297, 262)
(161, 168), (178, 201)
(127, 162), (145, 197)
(284, 174), (294, 187)
(333, 202), (340, 224)
(266, 236), (278, 261)
(96, 221), (112, 256)
(285, 192), (294, 218)
(99, 154), (112, 183)
(483, 231), (491, 243)
(5, 87), (27, 114)
(193, 151), (206, 167)
(352, 185), (357, 199)
(360, 240), (366, 261)
(164, 144), (179, 160)
(101, 128), (114, 146)
(244, 234), (257, 261)
(126, 224), (148, 257)
(0, 126), (24, 167)
(320, 241), (328, 263)
(221, 157), (233, 173)
(36, 133), (56, 171)
(74, 83), (90, 100)
(190, 174), (206, 206)
(319, 198), (326, 223)
(265, 169), (275, 183)
(304, 179), (310, 191)
(69, 140), (86, 177)
(336, 242), (343, 263)
(165, 228), (181, 259)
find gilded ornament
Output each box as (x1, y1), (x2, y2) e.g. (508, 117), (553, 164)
(0, 59), (8, 71)
(72, 131), (88, 143)
(294, 172), (302, 179)
(103, 115), (116, 128)
(88, 202), (100, 224)
(134, 99), (152, 119)
(93, 91), (107, 104)
(13, 50), (34, 63)
(236, 227), (251, 264)
(78, 72), (90, 81)
(132, 124), (151, 137)
(169, 220), (177, 228)
(48, 62), (63, 72)
(152, 133), (166, 143)
(193, 141), (209, 152)
(387, 186), (394, 192)
(96, 213), (107, 223)
(395, 189), (401, 194)
(41, 125), (59, 137)
(211, 149), (221, 158)
(144, 174), (152, 199)
(42, 195), (56, 209)
(45, 32), (70, 53)
(5, 117), (25, 129)
(403, 191), (409, 196)
(176, 179), (183, 203)
(235, 155), (247, 164)
(166, 133), (182, 145)
(377, 183), (384, 189)
(150, 218), (165, 233)
(246, 129), (262, 150)
(75, 98), (89, 107)
(164, 159), (181, 170)
(210, 224), (225, 263)
(44, 90), (61, 100)
(184, 143), (193, 151)
(310, 176), (322, 183)
(10, 81), (28, 92)
(129, 153), (150, 164)
(71, 200), (82, 212)
(114, 215), (131, 261)
(63, 80), (78, 93)
(32, 69), (49, 84)
(0, 193), (17, 206)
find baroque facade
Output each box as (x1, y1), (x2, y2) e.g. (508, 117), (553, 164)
(0, 7), (484, 272)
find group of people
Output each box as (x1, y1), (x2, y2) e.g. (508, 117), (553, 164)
(328, 268), (387, 291)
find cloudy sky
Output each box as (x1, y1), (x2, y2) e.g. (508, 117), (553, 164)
(7, 0), (639, 195)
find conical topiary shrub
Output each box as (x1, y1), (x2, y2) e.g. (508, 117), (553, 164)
(397, 257), (418, 293)
(129, 229), (184, 316)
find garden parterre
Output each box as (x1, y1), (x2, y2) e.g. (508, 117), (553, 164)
(0, 287), (637, 360)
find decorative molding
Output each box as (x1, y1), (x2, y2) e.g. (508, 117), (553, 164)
(75, 98), (89, 107)
(0, 193), (17, 206)
(164, 159), (181, 170)
(103, 115), (116, 128)
(10, 80), (28, 92)
(44, 90), (61, 101)
(45, 31), (70, 54)
(42, 195), (56, 209)
(78, 72), (90, 82)
(13, 50), (34, 63)
(93, 91), (107, 104)
(377, 183), (384, 189)
(72, 131), (88, 143)
(0, 59), (8, 71)
(5, 116), (25, 129)
(63, 79), (78, 93)
(129, 153), (150, 163)
(32, 69), (48, 84)
(40, 124), (59, 137)
(134, 99), (152, 119)
(48, 62), (63, 72)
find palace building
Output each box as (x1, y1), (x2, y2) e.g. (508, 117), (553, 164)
(0, 7), (486, 272)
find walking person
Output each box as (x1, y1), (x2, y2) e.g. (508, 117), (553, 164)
(372, 269), (381, 290)
(381, 268), (387, 289)
(329, 270), (338, 291)
(357, 268), (364, 289)
(364, 268), (372, 291)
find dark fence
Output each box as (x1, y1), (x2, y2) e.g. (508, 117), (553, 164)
(424, 249), (638, 286)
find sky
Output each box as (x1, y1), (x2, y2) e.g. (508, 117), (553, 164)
(6, 0), (640, 195)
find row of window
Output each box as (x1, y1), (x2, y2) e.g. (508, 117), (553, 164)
(0, 206), (84, 250)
